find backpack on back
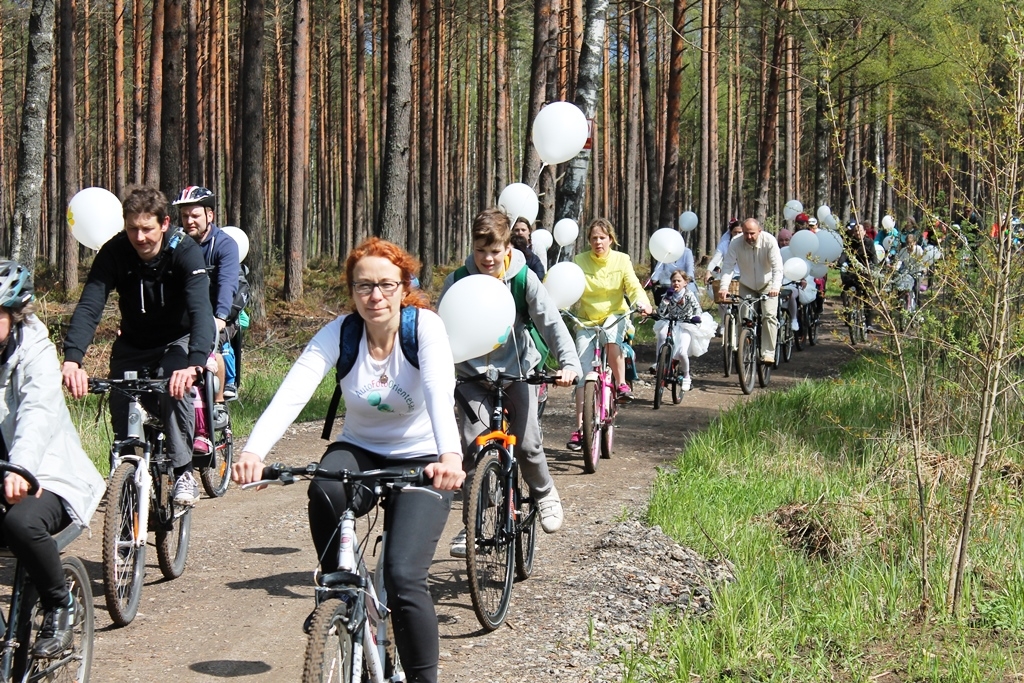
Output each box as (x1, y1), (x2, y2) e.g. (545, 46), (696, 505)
(452, 265), (554, 370)
(321, 306), (419, 440)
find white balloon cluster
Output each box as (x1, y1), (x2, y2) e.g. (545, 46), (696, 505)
(777, 219), (845, 284)
(816, 205), (838, 230)
(67, 188), (124, 251)
(783, 199), (804, 222)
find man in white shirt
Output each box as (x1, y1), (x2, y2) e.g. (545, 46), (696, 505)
(716, 218), (784, 364)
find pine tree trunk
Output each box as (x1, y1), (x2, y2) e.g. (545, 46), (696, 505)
(417, 0), (434, 282)
(113, 0), (126, 195)
(754, 0), (785, 225)
(376, 0), (412, 244)
(10, 0), (56, 265)
(60, 0), (79, 289)
(521, 0), (551, 188)
(132, 0), (145, 184)
(657, 0), (685, 229)
(239, 0), (265, 321)
(144, 0), (165, 186)
(284, 0), (310, 300)
(353, 0), (369, 245)
(636, 2), (659, 243)
(185, 0), (200, 182)
(494, 0), (509, 195)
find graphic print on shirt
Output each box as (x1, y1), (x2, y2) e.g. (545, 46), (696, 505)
(353, 349), (416, 414)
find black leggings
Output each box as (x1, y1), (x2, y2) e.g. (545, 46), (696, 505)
(0, 491), (71, 610)
(308, 443), (452, 683)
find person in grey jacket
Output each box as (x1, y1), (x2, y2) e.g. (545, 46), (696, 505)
(0, 261), (105, 659)
(438, 208), (582, 556)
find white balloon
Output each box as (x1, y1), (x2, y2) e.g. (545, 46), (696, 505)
(882, 214), (896, 231)
(67, 187), (123, 250)
(678, 211), (699, 232)
(531, 102), (589, 165)
(816, 205), (832, 223)
(882, 235), (895, 251)
(874, 243), (885, 262)
(809, 262), (829, 278)
(783, 199), (804, 221)
(824, 213), (838, 230)
(552, 218), (580, 247)
(219, 226), (249, 262)
(648, 228), (685, 263)
(779, 246), (792, 261)
(498, 183), (540, 225)
(816, 230), (843, 262)
(531, 228), (553, 253)
(543, 262), (587, 310)
(439, 275), (516, 363)
(789, 230), (819, 259)
(783, 257), (809, 281)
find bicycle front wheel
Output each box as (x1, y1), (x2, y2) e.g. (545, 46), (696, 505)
(721, 312), (733, 377)
(737, 327), (757, 395)
(653, 342), (671, 410)
(302, 598), (355, 683)
(758, 341), (774, 388)
(200, 407), (233, 497)
(20, 555), (95, 683)
(581, 380), (601, 474)
(102, 461), (147, 626)
(157, 504), (192, 580)
(465, 450), (514, 631)
(514, 468), (537, 581)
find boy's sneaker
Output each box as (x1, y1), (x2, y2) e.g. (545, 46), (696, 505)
(566, 430), (582, 451)
(192, 436), (213, 456)
(791, 318), (800, 331)
(223, 383), (238, 400)
(449, 528), (468, 558)
(173, 471), (201, 507)
(761, 353), (775, 365)
(616, 383), (634, 403)
(681, 376), (692, 391)
(536, 487), (563, 533)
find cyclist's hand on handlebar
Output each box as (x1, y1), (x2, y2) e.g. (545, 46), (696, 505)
(168, 365), (203, 400)
(62, 361), (90, 399)
(768, 289), (780, 297)
(554, 368), (578, 387)
(638, 303), (653, 317)
(4, 473), (36, 505)
(232, 451), (266, 488)
(714, 291), (729, 304)
(424, 453), (465, 491)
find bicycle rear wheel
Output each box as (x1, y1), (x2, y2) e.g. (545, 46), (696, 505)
(779, 311), (794, 363)
(465, 450), (514, 631)
(671, 360), (683, 404)
(156, 503), (192, 580)
(301, 598), (355, 683)
(737, 327), (757, 395)
(808, 305), (819, 345)
(102, 461), (147, 627)
(514, 468), (537, 581)
(200, 407), (233, 497)
(581, 380), (601, 474)
(721, 312), (734, 377)
(653, 342), (671, 410)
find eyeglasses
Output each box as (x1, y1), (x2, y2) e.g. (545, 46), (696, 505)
(352, 280), (402, 296)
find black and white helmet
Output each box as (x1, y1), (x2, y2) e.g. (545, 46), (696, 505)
(172, 186), (216, 209)
(0, 260), (33, 310)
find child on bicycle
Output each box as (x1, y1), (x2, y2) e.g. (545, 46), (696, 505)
(438, 208), (582, 554)
(0, 261), (105, 659)
(652, 270), (714, 391)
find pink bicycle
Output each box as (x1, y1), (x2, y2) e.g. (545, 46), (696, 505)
(563, 308), (635, 474)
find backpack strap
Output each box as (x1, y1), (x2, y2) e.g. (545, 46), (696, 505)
(509, 265), (528, 316)
(321, 308), (419, 440)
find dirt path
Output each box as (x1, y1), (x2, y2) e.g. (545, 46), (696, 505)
(67, 315), (854, 682)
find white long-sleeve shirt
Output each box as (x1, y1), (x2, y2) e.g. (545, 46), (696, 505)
(245, 309), (461, 460)
(719, 231), (784, 293)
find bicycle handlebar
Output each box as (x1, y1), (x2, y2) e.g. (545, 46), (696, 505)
(242, 464), (430, 490)
(0, 462), (41, 496)
(562, 304), (641, 329)
(88, 377), (170, 395)
(457, 369), (559, 387)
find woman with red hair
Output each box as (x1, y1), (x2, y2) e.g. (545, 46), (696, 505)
(233, 237), (463, 683)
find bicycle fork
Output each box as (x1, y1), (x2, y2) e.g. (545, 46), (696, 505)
(113, 398), (154, 550)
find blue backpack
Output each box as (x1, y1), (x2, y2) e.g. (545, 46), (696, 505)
(320, 306), (420, 440)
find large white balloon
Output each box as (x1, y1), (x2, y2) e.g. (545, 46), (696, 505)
(881, 214), (896, 231)
(789, 230), (819, 259)
(498, 183), (539, 225)
(678, 211), (699, 232)
(219, 226), (250, 262)
(543, 262), (587, 310)
(816, 230), (843, 262)
(823, 213), (838, 230)
(816, 205), (832, 224)
(882, 235), (895, 251)
(783, 257), (809, 281)
(67, 187), (123, 250)
(531, 102), (589, 165)
(531, 228), (553, 253)
(649, 228), (685, 263)
(809, 262), (829, 278)
(783, 199), (804, 221)
(779, 246), (792, 261)
(439, 275), (516, 363)
(552, 218), (580, 247)
(874, 243), (885, 262)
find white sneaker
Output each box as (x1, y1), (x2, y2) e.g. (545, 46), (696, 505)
(681, 377), (692, 391)
(536, 487), (563, 533)
(761, 353), (775, 365)
(173, 471), (200, 507)
(791, 318), (800, 331)
(449, 528), (467, 558)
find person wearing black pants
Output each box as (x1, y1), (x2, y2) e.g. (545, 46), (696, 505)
(309, 444), (451, 682)
(0, 490), (71, 604)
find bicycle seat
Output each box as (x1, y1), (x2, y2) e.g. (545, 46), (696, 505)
(0, 523), (85, 559)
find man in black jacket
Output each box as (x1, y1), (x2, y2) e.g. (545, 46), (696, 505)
(62, 186), (216, 506)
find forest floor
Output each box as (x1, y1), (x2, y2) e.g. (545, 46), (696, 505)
(58, 306), (854, 682)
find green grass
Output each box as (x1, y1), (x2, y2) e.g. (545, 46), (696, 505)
(624, 356), (1024, 682)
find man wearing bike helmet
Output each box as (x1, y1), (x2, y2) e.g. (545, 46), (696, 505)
(0, 261), (105, 658)
(173, 186), (241, 404)
(62, 186), (216, 507)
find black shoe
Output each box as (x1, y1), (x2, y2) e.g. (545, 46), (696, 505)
(31, 602), (75, 659)
(223, 383), (238, 400)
